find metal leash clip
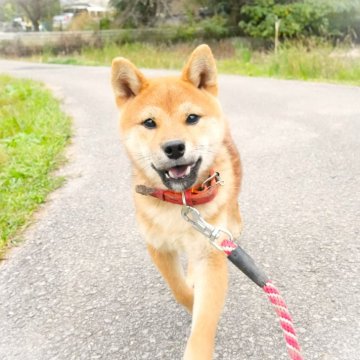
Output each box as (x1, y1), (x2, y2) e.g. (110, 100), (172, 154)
(181, 205), (233, 251)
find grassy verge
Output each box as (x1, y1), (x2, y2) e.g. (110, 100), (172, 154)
(31, 40), (360, 85)
(0, 75), (71, 255)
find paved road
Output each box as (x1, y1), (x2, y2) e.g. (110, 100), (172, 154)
(0, 60), (359, 360)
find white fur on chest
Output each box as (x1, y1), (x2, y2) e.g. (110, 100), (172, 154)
(135, 198), (227, 255)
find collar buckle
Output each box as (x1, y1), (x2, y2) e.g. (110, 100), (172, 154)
(201, 171), (224, 189)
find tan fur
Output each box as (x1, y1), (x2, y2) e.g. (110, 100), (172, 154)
(111, 44), (242, 360)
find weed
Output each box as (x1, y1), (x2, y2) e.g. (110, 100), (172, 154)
(26, 40), (360, 85)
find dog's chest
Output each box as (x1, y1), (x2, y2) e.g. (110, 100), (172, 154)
(136, 201), (213, 254)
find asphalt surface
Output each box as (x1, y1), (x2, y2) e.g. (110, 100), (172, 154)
(0, 60), (359, 360)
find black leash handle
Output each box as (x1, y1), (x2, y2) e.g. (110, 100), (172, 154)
(227, 246), (269, 288)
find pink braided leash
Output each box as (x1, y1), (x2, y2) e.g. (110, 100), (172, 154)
(263, 282), (304, 360)
(221, 239), (304, 360)
(180, 206), (304, 359)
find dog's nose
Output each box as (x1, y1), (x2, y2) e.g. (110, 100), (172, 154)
(162, 140), (186, 160)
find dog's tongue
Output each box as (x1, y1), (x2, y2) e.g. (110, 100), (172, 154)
(168, 165), (191, 179)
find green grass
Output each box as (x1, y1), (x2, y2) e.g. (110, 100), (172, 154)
(31, 40), (360, 86)
(41, 42), (189, 69)
(0, 75), (71, 254)
(221, 43), (360, 85)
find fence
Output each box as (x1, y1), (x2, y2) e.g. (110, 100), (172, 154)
(0, 29), (266, 57)
(0, 28), (193, 47)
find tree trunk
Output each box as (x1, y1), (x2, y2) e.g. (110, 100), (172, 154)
(17, 1), (40, 31)
(32, 20), (40, 31)
(229, 0), (241, 28)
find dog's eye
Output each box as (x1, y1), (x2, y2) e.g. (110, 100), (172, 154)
(142, 118), (157, 129)
(186, 114), (200, 125)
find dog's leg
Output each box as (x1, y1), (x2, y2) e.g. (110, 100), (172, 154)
(186, 259), (195, 288)
(147, 244), (194, 313)
(184, 249), (228, 360)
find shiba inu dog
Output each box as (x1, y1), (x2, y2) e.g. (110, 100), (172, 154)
(111, 44), (242, 360)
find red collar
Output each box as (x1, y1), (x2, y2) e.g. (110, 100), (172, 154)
(135, 170), (222, 206)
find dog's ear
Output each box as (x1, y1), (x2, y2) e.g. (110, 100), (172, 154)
(111, 57), (148, 107)
(181, 44), (218, 96)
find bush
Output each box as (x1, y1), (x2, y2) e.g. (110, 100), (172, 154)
(240, 0), (360, 40)
(99, 17), (111, 30)
(200, 15), (231, 39)
(173, 16), (231, 42)
(68, 13), (99, 31)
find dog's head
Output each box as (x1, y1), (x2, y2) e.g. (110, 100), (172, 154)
(111, 45), (226, 191)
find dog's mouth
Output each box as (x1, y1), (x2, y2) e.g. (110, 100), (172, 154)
(152, 158), (202, 191)
(165, 164), (194, 179)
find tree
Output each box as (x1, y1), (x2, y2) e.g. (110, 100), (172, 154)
(11, 0), (60, 31)
(189, 0), (250, 30)
(110, 0), (172, 27)
(0, 0), (16, 22)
